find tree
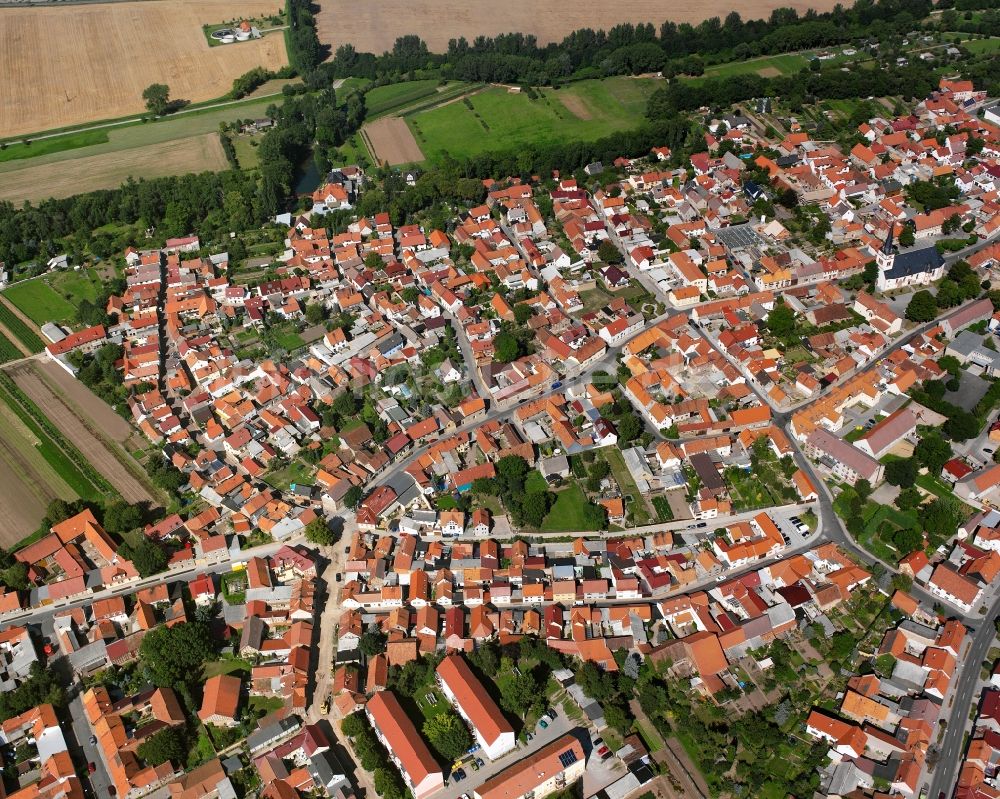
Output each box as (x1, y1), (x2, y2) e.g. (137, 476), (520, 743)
(497, 658), (539, 716)
(341, 712), (366, 738)
(884, 457), (918, 488)
(905, 290), (938, 323)
(521, 491), (553, 527)
(118, 537), (167, 578)
(617, 413), (643, 444)
(945, 410), (980, 441)
(829, 631), (856, 660)
(854, 479), (872, 504)
(305, 517), (336, 546)
(142, 84), (171, 116)
(898, 226), (915, 247)
(766, 299), (796, 339)
(914, 433), (952, 474)
(306, 302), (327, 325)
(423, 711), (473, 760)
(102, 500), (145, 536)
(373, 768), (405, 799)
(359, 628), (388, 656)
(895, 487), (923, 511)
(597, 240), (623, 264)
(139, 621), (214, 688)
(137, 727), (187, 766)
(493, 331), (520, 363)
(344, 485), (363, 510)
(513, 304), (534, 325)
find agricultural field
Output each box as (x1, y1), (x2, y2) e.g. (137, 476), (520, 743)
(0, 0), (288, 138)
(407, 78), (660, 161)
(365, 80), (441, 117)
(8, 362), (159, 505)
(364, 117), (426, 165)
(314, 0), (841, 54)
(0, 299), (45, 352)
(0, 134), (228, 204)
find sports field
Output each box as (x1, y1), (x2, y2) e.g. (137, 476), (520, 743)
(0, 134), (228, 204)
(406, 78), (659, 161)
(0, 0), (288, 138)
(315, 0), (842, 53)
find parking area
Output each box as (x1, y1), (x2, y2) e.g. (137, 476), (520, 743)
(435, 712), (579, 799)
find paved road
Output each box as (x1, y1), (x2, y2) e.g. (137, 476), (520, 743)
(927, 595), (1000, 799)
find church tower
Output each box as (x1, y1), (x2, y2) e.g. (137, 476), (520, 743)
(875, 223), (895, 292)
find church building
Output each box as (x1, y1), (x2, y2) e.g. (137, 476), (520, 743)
(875, 223), (945, 292)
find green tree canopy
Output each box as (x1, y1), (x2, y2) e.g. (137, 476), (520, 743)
(423, 710), (473, 761)
(905, 290), (938, 323)
(142, 83), (171, 116)
(137, 727), (187, 766)
(139, 621), (214, 688)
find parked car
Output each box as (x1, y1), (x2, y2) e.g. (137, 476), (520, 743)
(89, 736), (97, 746)
(454, 769), (466, 782)
(539, 719), (549, 729)
(476, 758), (485, 769)
(552, 381), (563, 389)
(593, 737), (604, 747)
(526, 732), (534, 742)
(87, 762), (96, 774)
(470, 761), (479, 772)
(545, 708), (557, 720)
(598, 746), (612, 759)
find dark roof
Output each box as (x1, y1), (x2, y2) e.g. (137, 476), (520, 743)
(883, 245), (944, 279)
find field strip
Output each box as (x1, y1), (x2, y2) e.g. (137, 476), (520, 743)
(0, 295), (44, 338)
(31, 362), (165, 501)
(399, 85), (488, 117)
(0, 134), (228, 204)
(0, 321), (32, 357)
(0, 373), (108, 500)
(13, 363), (161, 505)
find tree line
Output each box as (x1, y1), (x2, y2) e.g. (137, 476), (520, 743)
(320, 0), (935, 86)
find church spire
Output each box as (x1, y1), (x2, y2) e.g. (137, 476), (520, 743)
(881, 223), (895, 255)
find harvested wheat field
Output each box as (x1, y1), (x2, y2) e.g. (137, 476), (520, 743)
(364, 117), (425, 166)
(9, 362), (158, 505)
(0, 134), (228, 203)
(315, 0), (842, 53)
(0, 0), (288, 138)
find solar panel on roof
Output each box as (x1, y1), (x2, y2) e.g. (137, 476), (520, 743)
(558, 750), (577, 768)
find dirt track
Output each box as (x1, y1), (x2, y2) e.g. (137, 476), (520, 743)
(9, 363), (157, 505)
(363, 117), (425, 166)
(315, 0), (842, 53)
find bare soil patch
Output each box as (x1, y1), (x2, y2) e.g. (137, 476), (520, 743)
(0, 134), (228, 204)
(757, 66), (783, 77)
(558, 93), (593, 120)
(9, 363), (157, 505)
(363, 117), (425, 166)
(0, 0), (288, 138)
(315, 0), (842, 54)
(35, 360), (134, 443)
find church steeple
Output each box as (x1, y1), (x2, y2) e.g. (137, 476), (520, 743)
(881, 222), (895, 255)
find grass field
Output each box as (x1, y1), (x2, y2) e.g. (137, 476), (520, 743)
(963, 38), (1000, 54)
(407, 77), (659, 161)
(540, 483), (599, 532)
(602, 446), (652, 525)
(0, 130), (109, 163)
(315, 0), (843, 53)
(366, 80), (441, 117)
(4, 281), (78, 326)
(703, 52), (809, 78)
(0, 0), (288, 139)
(0, 134), (228, 204)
